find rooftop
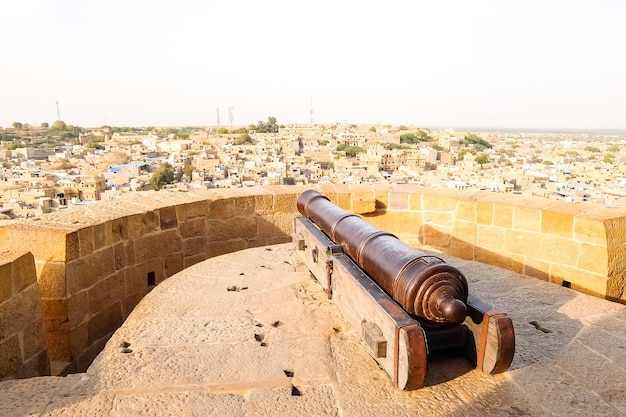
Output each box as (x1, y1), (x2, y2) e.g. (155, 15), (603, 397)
(1, 243), (625, 416)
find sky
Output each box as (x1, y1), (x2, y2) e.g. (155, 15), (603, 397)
(1, 0), (625, 130)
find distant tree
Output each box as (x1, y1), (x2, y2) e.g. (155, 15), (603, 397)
(250, 116), (279, 133)
(183, 163), (194, 178)
(149, 162), (175, 191)
(336, 143), (364, 157)
(458, 148), (476, 160)
(51, 120), (67, 131)
(585, 146), (601, 153)
(607, 144), (620, 152)
(12, 122), (22, 130)
(235, 132), (252, 145)
(319, 139), (329, 146)
(399, 133), (420, 144)
(397, 125), (409, 131)
(217, 127), (229, 134)
(41, 122), (49, 128)
(86, 140), (104, 150)
(7, 142), (18, 150)
(474, 153), (489, 166)
(462, 134), (492, 151)
(604, 153), (616, 163)
(387, 143), (411, 150)
(432, 144), (445, 151)
(369, 126), (376, 132)
(543, 160), (554, 165)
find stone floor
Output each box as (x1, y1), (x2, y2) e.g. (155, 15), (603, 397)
(1, 243), (625, 416)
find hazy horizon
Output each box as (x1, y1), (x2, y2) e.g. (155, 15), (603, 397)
(2, 1), (625, 130)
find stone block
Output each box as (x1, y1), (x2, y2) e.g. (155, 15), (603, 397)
(207, 198), (232, 219)
(573, 216), (608, 245)
(36, 260), (66, 299)
(0, 335), (21, 380)
(349, 190), (375, 214)
(254, 192), (274, 215)
(512, 205), (541, 232)
(93, 223), (106, 251)
(125, 263), (147, 297)
(22, 318), (47, 360)
(206, 239), (247, 259)
(493, 202), (514, 228)
(17, 349), (50, 378)
(362, 211), (422, 236)
(113, 242), (126, 270)
(477, 225), (506, 252)
(12, 252), (36, 294)
(164, 253), (184, 278)
(156, 229), (183, 259)
(78, 227), (94, 257)
(159, 206), (178, 229)
(45, 328), (71, 362)
(257, 214), (292, 239)
(146, 258), (165, 285)
(388, 190), (409, 210)
(179, 217), (206, 239)
(41, 298), (69, 332)
(475, 200), (494, 225)
(88, 272), (125, 316)
(87, 302), (123, 345)
(67, 290), (89, 327)
(186, 199), (210, 219)
(421, 191), (459, 213)
(455, 197), (478, 222)
(550, 264), (607, 297)
(184, 236), (206, 258)
(448, 236), (475, 260)
(110, 217), (128, 242)
(272, 192), (299, 214)
(451, 220), (478, 247)
(420, 223), (450, 251)
(124, 241), (136, 266)
(69, 320), (88, 363)
(577, 243), (608, 275)
(184, 254), (206, 269)
(0, 285), (43, 339)
(65, 231), (80, 262)
(541, 209), (574, 238)
(421, 211), (453, 228)
(0, 260), (10, 303)
(126, 214), (146, 240)
(475, 248), (524, 273)
(523, 258), (551, 282)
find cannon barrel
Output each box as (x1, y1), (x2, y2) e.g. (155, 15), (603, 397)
(297, 190), (468, 326)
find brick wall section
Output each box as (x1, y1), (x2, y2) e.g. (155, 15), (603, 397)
(0, 251), (49, 380)
(0, 184), (624, 376)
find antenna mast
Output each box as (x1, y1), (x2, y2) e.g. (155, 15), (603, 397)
(56, 101), (61, 121)
(216, 108), (220, 132)
(228, 106), (234, 130)
(310, 96), (314, 126)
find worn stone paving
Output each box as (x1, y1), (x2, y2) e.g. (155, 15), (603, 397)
(1, 243), (625, 416)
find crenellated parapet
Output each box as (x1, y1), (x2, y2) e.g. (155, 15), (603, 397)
(0, 184), (624, 378)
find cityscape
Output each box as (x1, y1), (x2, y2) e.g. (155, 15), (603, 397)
(1, 118), (626, 220)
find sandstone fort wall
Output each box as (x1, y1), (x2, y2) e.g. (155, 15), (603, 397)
(0, 184), (624, 378)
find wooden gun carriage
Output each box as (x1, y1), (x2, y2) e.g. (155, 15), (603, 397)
(293, 190), (515, 390)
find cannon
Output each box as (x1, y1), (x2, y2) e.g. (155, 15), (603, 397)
(294, 190), (515, 390)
